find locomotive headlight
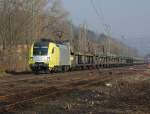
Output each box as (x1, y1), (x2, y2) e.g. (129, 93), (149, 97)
(29, 57), (35, 63)
(30, 57), (33, 61)
(47, 57), (50, 62)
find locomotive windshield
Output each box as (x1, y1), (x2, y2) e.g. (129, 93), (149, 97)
(33, 47), (48, 56)
(33, 41), (49, 56)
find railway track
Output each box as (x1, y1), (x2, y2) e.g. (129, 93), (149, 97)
(0, 77), (112, 112)
(0, 67), (130, 85)
(0, 65), (147, 112)
(0, 86), (69, 112)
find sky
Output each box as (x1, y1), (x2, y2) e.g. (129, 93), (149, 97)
(61, 0), (150, 55)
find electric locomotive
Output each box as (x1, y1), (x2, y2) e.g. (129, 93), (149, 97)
(29, 39), (71, 73)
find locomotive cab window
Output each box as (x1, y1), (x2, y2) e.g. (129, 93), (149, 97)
(33, 47), (48, 56)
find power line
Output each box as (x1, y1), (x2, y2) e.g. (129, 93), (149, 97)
(90, 0), (105, 31)
(90, 0), (112, 54)
(90, 0), (112, 35)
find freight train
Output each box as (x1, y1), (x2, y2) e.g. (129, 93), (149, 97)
(29, 39), (144, 73)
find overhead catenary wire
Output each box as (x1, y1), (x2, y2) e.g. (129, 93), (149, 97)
(90, 0), (113, 36)
(90, 0), (112, 54)
(90, 0), (105, 32)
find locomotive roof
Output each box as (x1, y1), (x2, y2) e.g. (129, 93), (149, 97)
(34, 41), (49, 47)
(40, 39), (70, 45)
(34, 38), (70, 47)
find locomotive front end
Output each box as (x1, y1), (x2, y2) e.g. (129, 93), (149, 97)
(29, 42), (50, 73)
